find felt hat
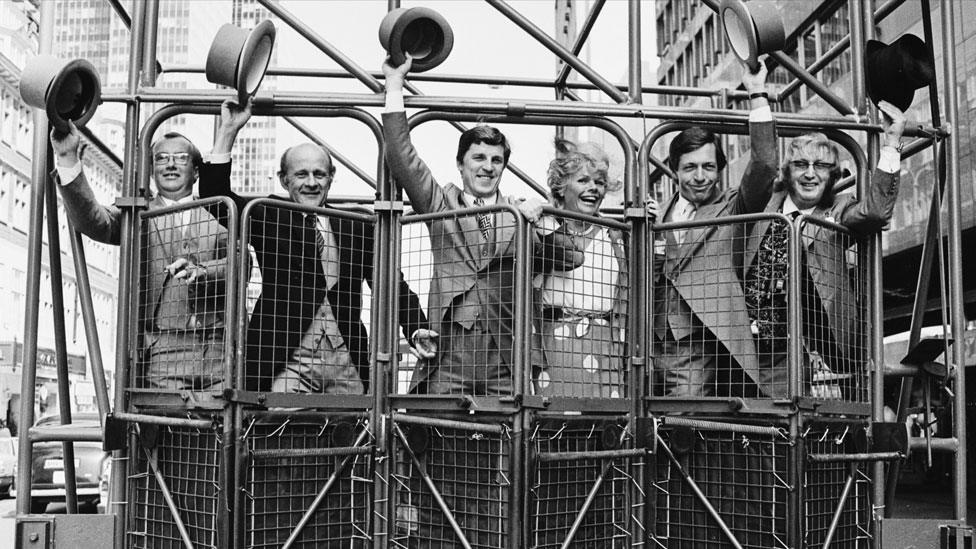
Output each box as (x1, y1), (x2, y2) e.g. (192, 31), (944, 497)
(379, 7), (454, 73)
(205, 20), (277, 102)
(865, 34), (935, 111)
(720, 0), (785, 73)
(19, 55), (101, 131)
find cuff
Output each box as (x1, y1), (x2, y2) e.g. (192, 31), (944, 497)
(56, 161), (83, 186)
(385, 91), (405, 113)
(205, 152), (232, 164)
(749, 105), (773, 122)
(877, 146), (901, 174)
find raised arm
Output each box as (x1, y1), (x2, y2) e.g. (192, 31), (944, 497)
(735, 61), (777, 214)
(381, 56), (440, 214)
(198, 98), (252, 214)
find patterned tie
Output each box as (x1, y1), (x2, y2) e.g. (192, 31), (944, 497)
(474, 197), (492, 241)
(745, 212), (798, 346)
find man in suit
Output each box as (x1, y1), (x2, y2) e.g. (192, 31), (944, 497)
(50, 101), (250, 391)
(381, 56), (583, 397)
(654, 62), (777, 397)
(743, 100), (906, 398)
(200, 111), (428, 394)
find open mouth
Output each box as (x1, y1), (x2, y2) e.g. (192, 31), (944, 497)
(579, 195), (601, 206)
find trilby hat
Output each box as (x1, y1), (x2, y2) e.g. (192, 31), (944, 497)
(379, 7), (454, 73)
(720, 0), (785, 73)
(206, 20), (277, 103)
(19, 55), (101, 131)
(865, 34), (935, 111)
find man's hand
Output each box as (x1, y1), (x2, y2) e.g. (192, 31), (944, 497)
(645, 197), (660, 222)
(382, 55), (412, 95)
(517, 197), (545, 223)
(877, 100), (907, 150)
(49, 121), (82, 167)
(212, 98), (252, 155)
(740, 56), (769, 94)
(410, 328), (439, 359)
(165, 257), (207, 284)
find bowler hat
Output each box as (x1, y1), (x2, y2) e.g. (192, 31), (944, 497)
(720, 0), (785, 73)
(19, 55), (101, 131)
(206, 20), (276, 102)
(865, 34), (935, 111)
(379, 7), (454, 73)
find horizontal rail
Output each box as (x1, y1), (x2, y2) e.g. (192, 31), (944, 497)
(661, 416), (790, 439)
(28, 424), (103, 443)
(392, 413), (507, 435)
(909, 436), (959, 453)
(535, 448), (646, 462)
(250, 446), (372, 460)
(808, 452), (904, 463)
(111, 412), (214, 430)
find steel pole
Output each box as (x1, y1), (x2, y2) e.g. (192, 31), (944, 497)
(66, 231), (111, 419)
(628, 0), (642, 104)
(554, 0), (606, 88)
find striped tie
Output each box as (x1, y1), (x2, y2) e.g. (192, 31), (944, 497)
(474, 197), (492, 241)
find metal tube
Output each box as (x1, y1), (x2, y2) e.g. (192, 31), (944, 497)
(536, 448), (647, 462)
(391, 413), (506, 435)
(560, 456), (615, 549)
(909, 436), (959, 453)
(28, 425), (103, 443)
(486, 0), (628, 103)
(111, 412), (213, 429)
(144, 447), (195, 549)
(554, 0), (606, 88)
(627, 0), (642, 104)
(662, 416), (788, 438)
(283, 116), (377, 188)
(141, 0), (159, 86)
(808, 452), (904, 463)
(821, 465), (856, 549)
(16, 0), (56, 517)
(941, 0), (967, 522)
(66, 233), (111, 419)
(258, 0), (384, 93)
(44, 167), (79, 514)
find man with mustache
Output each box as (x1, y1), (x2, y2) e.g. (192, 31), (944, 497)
(654, 61), (777, 397)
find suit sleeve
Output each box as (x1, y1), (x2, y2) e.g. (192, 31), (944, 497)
(360, 220), (429, 344)
(198, 161), (247, 217)
(532, 218), (584, 272)
(55, 170), (122, 245)
(837, 169), (900, 235)
(734, 119), (778, 214)
(382, 111), (442, 214)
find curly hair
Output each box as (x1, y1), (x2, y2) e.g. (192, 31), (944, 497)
(546, 138), (620, 203)
(776, 132), (842, 208)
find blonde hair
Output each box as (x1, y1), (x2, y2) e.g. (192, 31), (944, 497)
(546, 138), (620, 203)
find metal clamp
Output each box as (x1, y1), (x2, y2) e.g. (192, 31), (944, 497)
(373, 201), (404, 213)
(113, 196), (150, 209)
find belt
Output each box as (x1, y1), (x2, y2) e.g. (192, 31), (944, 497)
(540, 306), (612, 323)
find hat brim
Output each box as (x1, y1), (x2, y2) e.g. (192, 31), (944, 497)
(46, 59), (101, 131)
(381, 7), (453, 73)
(721, 0), (761, 71)
(236, 20), (276, 102)
(864, 38), (921, 111)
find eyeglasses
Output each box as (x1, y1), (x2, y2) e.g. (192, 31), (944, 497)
(153, 152), (192, 166)
(790, 160), (836, 172)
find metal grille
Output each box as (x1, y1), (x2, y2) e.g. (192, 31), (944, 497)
(650, 421), (791, 548)
(241, 412), (373, 548)
(803, 426), (873, 548)
(797, 218), (869, 404)
(529, 416), (641, 548)
(532, 213), (630, 400)
(397, 207), (524, 397)
(391, 414), (512, 548)
(126, 421), (222, 549)
(136, 200), (233, 392)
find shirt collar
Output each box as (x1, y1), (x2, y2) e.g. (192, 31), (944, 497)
(158, 194), (195, 207)
(464, 191), (497, 207)
(782, 194), (815, 217)
(673, 193), (694, 216)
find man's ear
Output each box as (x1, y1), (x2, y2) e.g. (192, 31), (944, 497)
(278, 172), (288, 192)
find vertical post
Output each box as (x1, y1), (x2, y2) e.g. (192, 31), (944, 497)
(15, 0), (55, 517)
(940, 0), (968, 522)
(44, 168), (79, 514)
(141, 0), (160, 86)
(627, 0), (642, 104)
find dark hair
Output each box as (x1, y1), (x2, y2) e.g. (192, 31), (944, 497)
(456, 125), (511, 167)
(667, 126), (726, 173)
(278, 144), (336, 177)
(775, 132), (841, 208)
(152, 132), (202, 167)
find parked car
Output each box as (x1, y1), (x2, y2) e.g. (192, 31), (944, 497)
(0, 434), (15, 498)
(12, 412), (107, 513)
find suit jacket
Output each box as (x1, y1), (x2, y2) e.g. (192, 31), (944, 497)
(197, 162), (427, 392)
(653, 119), (777, 377)
(382, 111), (582, 390)
(745, 169), (900, 355)
(56, 169), (229, 335)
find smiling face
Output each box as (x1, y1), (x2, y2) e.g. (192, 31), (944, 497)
(675, 143), (720, 207)
(458, 142), (506, 198)
(560, 164), (607, 217)
(151, 136), (198, 200)
(279, 144), (334, 207)
(786, 143), (838, 210)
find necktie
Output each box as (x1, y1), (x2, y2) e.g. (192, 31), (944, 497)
(674, 202), (696, 243)
(474, 197), (492, 241)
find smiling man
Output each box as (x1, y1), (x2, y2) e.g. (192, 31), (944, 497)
(654, 61), (777, 398)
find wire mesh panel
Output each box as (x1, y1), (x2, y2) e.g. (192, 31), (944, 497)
(532, 213), (630, 402)
(391, 414), (514, 548)
(397, 206), (528, 398)
(649, 420), (791, 548)
(135, 199), (234, 394)
(652, 215), (783, 400)
(126, 419), (224, 549)
(528, 415), (643, 548)
(796, 217), (869, 405)
(238, 200), (425, 403)
(240, 411), (373, 548)
(802, 425), (873, 548)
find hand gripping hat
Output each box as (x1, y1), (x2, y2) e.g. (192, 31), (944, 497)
(720, 0), (786, 73)
(19, 55), (101, 131)
(865, 34), (935, 111)
(206, 20), (277, 102)
(379, 7), (454, 73)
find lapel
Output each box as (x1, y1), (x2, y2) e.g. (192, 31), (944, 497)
(745, 190), (788, 269)
(492, 196), (517, 261)
(669, 194), (724, 274)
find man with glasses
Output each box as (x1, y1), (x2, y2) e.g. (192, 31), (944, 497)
(654, 62), (776, 398)
(742, 100), (906, 398)
(50, 100), (250, 391)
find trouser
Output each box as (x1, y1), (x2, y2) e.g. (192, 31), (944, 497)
(655, 327), (737, 397)
(423, 320), (513, 396)
(143, 330), (225, 391)
(271, 349), (364, 395)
